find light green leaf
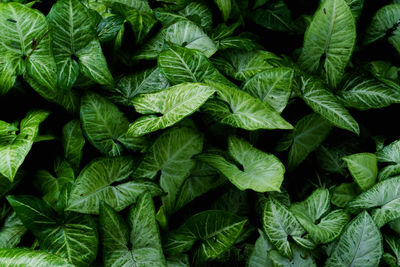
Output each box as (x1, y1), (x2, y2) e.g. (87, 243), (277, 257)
(325, 211), (383, 267)
(247, 229), (273, 267)
(158, 45), (221, 85)
(337, 74), (400, 110)
(0, 2), (57, 94)
(76, 39), (114, 86)
(285, 113), (333, 170)
(212, 50), (281, 81)
(298, 0), (356, 87)
(67, 156), (163, 214)
(165, 20), (217, 57)
(197, 136), (285, 192)
(378, 163), (400, 180)
(331, 182), (359, 207)
(364, 4), (400, 53)
(62, 120), (85, 172)
(214, 0), (231, 21)
(47, 0), (98, 90)
(202, 81), (293, 130)
(134, 127), (203, 216)
(263, 196), (314, 259)
(268, 245), (316, 267)
(0, 212), (26, 249)
(80, 92), (145, 156)
(242, 67), (294, 113)
(7, 195), (98, 266)
(348, 176), (400, 228)
(0, 110), (49, 181)
(164, 210), (247, 262)
(0, 248), (74, 267)
(110, 67), (169, 106)
(343, 153), (378, 190)
(376, 139), (400, 163)
(127, 83), (215, 137)
(299, 76), (360, 134)
(290, 188), (350, 244)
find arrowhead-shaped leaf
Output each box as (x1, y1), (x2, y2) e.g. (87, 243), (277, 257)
(197, 136), (285, 192)
(343, 153), (378, 190)
(0, 248), (74, 267)
(325, 211), (383, 267)
(67, 156), (163, 214)
(298, 0), (356, 87)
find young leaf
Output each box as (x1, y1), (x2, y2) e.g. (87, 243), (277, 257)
(325, 211), (383, 267)
(299, 76), (360, 134)
(7, 195), (99, 266)
(197, 136), (285, 192)
(0, 248), (74, 267)
(67, 157), (163, 214)
(348, 176), (400, 228)
(242, 67), (294, 113)
(214, 0), (231, 21)
(127, 83), (215, 137)
(298, 0), (356, 87)
(0, 110), (49, 181)
(0, 212), (26, 249)
(202, 81), (293, 130)
(343, 153), (378, 190)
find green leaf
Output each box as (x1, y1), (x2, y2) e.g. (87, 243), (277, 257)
(331, 182), (359, 207)
(251, 0), (296, 32)
(165, 20), (217, 57)
(285, 113), (333, 170)
(134, 127), (203, 216)
(158, 45), (221, 85)
(212, 50), (281, 81)
(0, 248), (74, 267)
(214, 0), (231, 21)
(80, 92), (145, 156)
(247, 229), (273, 267)
(197, 136), (285, 192)
(202, 81), (293, 130)
(268, 245), (316, 267)
(290, 188), (350, 244)
(364, 4), (400, 54)
(7, 195), (98, 266)
(337, 74), (400, 110)
(76, 39), (114, 86)
(376, 139), (400, 164)
(325, 211), (383, 267)
(99, 193), (166, 267)
(348, 176), (400, 228)
(62, 120), (85, 172)
(384, 235), (400, 266)
(0, 110), (49, 181)
(242, 67), (294, 113)
(97, 15), (125, 42)
(110, 67), (169, 106)
(47, 0), (98, 90)
(263, 196), (314, 259)
(34, 160), (75, 209)
(299, 76), (360, 134)
(164, 210), (247, 262)
(67, 156), (163, 214)
(343, 153), (378, 190)
(298, 0), (356, 87)
(127, 83), (215, 137)
(179, 2), (212, 30)
(0, 2), (57, 94)
(0, 212), (27, 249)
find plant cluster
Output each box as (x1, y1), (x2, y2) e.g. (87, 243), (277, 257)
(1, 0), (400, 266)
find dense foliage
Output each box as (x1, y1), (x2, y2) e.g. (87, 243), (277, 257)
(1, 0), (400, 266)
